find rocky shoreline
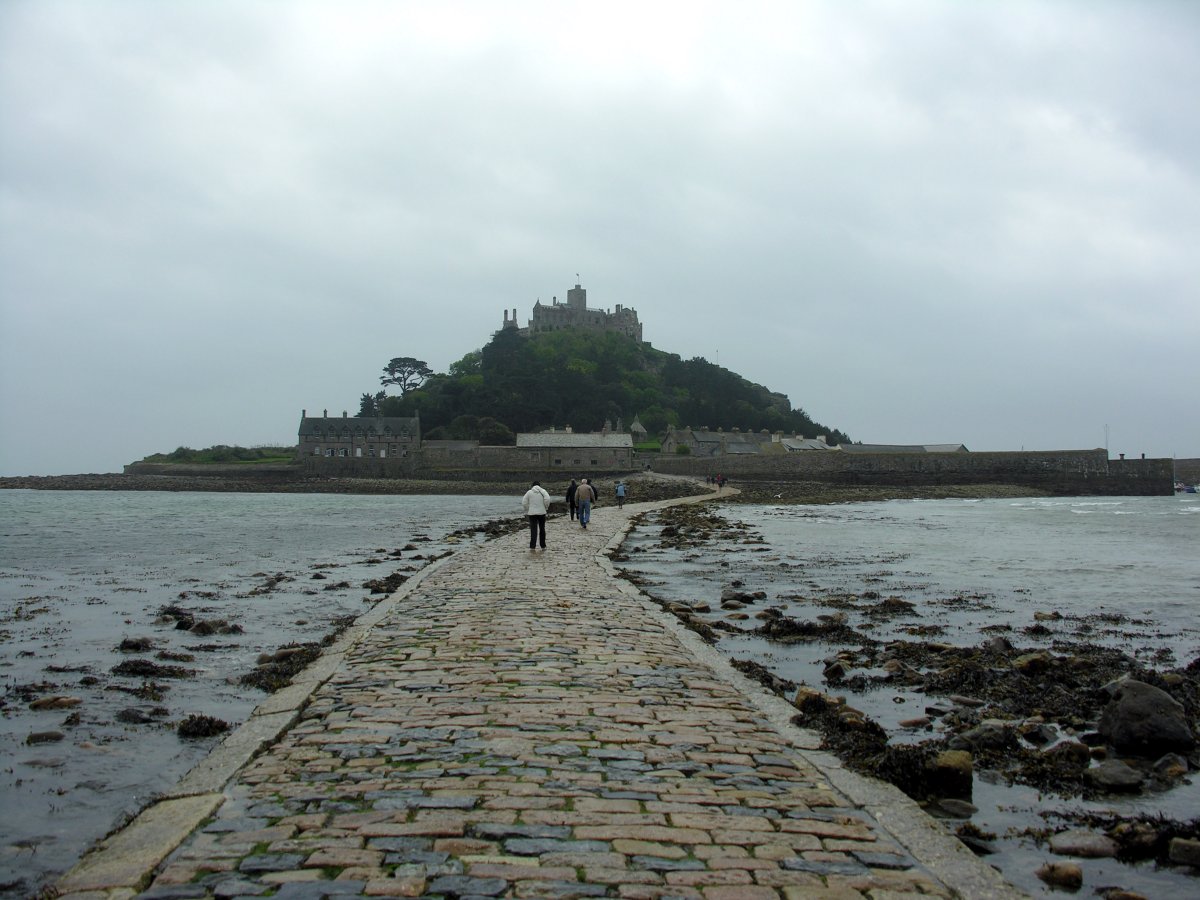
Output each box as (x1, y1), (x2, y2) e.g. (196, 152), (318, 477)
(0, 470), (1051, 505)
(612, 501), (1200, 896)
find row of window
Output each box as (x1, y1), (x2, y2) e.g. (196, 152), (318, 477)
(310, 446), (409, 458)
(305, 432), (412, 441)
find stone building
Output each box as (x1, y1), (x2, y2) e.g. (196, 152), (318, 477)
(661, 427), (838, 457)
(297, 410), (420, 460)
(500, 282), (642, 342)
(514, 429), (634, 469)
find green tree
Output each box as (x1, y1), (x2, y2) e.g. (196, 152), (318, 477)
(357, 391), (385, 417)
(449, 351), (482, 378)
(380, 357), (433, 396)
(358, 329), (849, 445)
(478, 417), (515, 445)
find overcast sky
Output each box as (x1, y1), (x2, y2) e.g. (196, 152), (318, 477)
(2, 1), (1197, 476)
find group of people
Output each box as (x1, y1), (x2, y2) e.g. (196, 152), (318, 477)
(521, 477), (628, 550)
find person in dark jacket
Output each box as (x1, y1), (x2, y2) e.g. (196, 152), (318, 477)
(575, 479), (596, 529)
(566, 479), (578, 521)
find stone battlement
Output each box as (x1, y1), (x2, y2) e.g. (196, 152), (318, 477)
(501, 281), (643, 342)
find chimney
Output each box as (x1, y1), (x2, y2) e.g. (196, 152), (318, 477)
(343, 411), (348, 418)
(302, 409), (307, 419)
(323, 409), (328, 417)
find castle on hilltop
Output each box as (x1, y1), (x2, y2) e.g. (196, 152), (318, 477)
(500, 282), (643, 342)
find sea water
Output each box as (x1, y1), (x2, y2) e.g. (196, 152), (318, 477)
(3, 491), (1196, 896)
(0, 490), (516, 895)
(617, 494), (1200, 898)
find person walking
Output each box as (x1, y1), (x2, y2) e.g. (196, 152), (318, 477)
(575, 478), (596, 529)
(565, 479), (578, 521)
(615, 480), (627, 508)
(522, 480), (551, 550)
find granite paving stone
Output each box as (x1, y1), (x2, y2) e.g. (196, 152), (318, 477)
(110, 490), (1018, 900)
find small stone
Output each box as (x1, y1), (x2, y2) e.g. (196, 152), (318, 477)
(1046, 741), (1091, 768)
(1049, 829), (1118, 858)
(1084, 758), (1143, 792)
(239, 853), (306, 873)
(1152, 752), (1189, 779)
(1013, 652), (1053, 675)
(1168, 837), (1200, 867)
(426, 875), (507, 897)
(1035, 861), (1082, 889)
(927, 798), (978, 819)
(29, 695), (81, 710)
(25, 731), (65, 744)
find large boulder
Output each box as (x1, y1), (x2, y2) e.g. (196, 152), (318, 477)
(1097, 678), (1195, 756)
(931, 750), (973, 798)
(948, 720), (1017, 752)
(1084, 758), (1143, 792)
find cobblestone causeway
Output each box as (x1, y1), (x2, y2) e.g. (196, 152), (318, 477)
(61, 494), (1021, 900)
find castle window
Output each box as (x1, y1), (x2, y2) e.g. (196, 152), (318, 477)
(368, 446), (376, 457)
(325, 448), (334, 457)
(312, 447), (322, 456)
(355, 447), (363, 458)
(339, 448), (349, 457)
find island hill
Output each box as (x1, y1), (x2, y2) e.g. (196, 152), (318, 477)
(123, 281), (1173, 497)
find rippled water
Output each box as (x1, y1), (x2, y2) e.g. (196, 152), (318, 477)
(0, 490), (516, 895)
(618, 494), (1200, 898)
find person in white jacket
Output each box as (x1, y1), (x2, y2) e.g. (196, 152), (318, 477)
(522, 480), (552, 550)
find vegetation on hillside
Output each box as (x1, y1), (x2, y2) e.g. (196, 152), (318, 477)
(360, 329), (849, 445)
(140, 445), (296, 464)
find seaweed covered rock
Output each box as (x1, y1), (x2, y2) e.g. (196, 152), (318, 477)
(111, 659), (195, 679)
(178, 714), (230, 738)
(1098, 678), (1195, 756)
(241, 643), (321, 692)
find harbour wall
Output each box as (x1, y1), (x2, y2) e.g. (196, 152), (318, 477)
(124, 450), (1175, 495)
(641, 449), (1174, 496)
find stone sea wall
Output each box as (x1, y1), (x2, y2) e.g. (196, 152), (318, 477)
(107, 449), (1174, 495)
(642, 449), (1174, 496)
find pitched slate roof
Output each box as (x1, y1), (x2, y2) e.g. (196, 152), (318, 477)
(781, 437), (838, 451)
(841, 443), (968, 453)
(299, 416), (419, 438)
(516, 432), (633, 449)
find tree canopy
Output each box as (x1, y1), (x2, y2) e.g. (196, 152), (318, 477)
(380, 357), (433, 396)
(368, 331), (849, 445)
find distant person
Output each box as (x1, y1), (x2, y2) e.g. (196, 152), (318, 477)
(522, 480), (551, 550)
(575, 478), (596, 529)
(615, 480), (627, 508)
(566, 479), (578, 521)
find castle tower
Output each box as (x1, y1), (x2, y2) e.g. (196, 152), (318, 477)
(567, 283), (586, 311)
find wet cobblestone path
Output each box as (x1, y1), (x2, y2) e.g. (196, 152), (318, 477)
(121, 496), (1007, 900)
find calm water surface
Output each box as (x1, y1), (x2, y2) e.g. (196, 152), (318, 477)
(0, 490), (516, 895)
(3, 491), (1196, 897)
